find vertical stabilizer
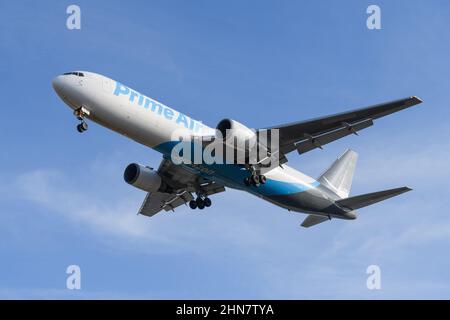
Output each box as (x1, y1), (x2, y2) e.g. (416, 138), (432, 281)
(318, 149), (358, 198)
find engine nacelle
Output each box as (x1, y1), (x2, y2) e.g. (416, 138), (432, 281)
(216, 119), (257, 152)
(123, 163), (162, 193)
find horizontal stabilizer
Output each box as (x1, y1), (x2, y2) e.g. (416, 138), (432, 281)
(301, 214), (330, 228)
(336, 187), (412, 210)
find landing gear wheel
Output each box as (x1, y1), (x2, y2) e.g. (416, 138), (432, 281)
(189, 200), (197, 209)
(196, 197), (205, 210)
(203, 197), (212, 207)
(76, 121), (88, 133)
(259, 175), (267, 184)
(251, 174), (260, 185)
(197, 202), (205, 210)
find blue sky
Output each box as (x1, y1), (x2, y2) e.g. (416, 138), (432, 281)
(0, 0), (449, 299)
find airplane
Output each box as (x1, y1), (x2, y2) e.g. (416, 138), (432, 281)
(52, 71), (422, 228)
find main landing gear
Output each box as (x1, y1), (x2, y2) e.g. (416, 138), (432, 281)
(243, 165), (267, 187)
(74, 107), (90, 133)
(189, 196), (212, 210)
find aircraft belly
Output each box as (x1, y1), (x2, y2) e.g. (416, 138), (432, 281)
(153, 141), (346, 217)
(265, 188), (344, 216)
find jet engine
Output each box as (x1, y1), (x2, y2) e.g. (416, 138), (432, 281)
(216, 118), (257, 152)
(123, 163), (162, 193)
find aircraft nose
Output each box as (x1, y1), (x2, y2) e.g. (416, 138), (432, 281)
(52, 75), (66, 97)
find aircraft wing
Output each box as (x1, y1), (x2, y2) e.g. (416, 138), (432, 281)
(139, 191), (193, 217)
(138, 158), (225, 217)
(301, 214), (331, 228)
(263, 96), (422, 156)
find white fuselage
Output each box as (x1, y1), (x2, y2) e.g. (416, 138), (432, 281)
(52, 71), (340, 216)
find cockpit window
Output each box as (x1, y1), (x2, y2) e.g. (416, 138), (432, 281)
(63, 72), (84, 77)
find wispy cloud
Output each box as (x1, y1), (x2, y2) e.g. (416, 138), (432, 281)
(12, 162), (272, 257)
(5, 125), (450, 299)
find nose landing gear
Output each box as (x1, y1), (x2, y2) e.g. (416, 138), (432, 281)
(74, 107), (90, 133)
(76, 121), (88, 133)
